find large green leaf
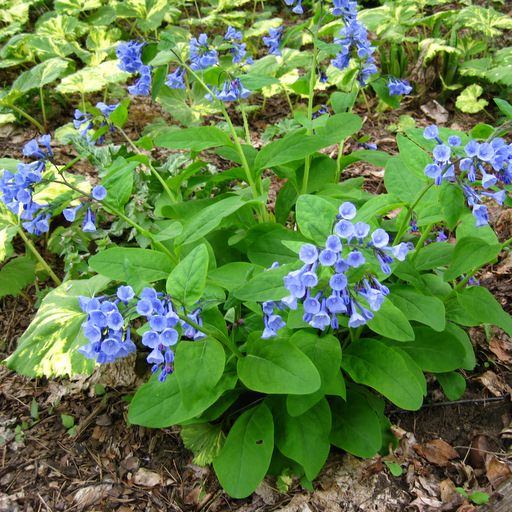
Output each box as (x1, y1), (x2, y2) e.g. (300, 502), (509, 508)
(167, 244), (208, 307)
(384, 156), (425, 203)
(273, 398), (331, 480)
(89, 247), (174, 281)
(101, 157), (137, 210)
(213, 403), (274, 499)
(296, 194), (338, 246)
(234, 264), (290, 301)
(329, 391), (382, 458)
(12, 57), (74, 92)
(387, 285), (446, 332)
(444, 236), (502, 282)
(4, 275), (110, 377)
(128, 371), (237, 427)
(238, 336), (321, 394)
(366, 299), (415, 341)
(414, 242), (454, 271)
(155, 127), (233, 152)
(342, 338), (424, 410)
(457, 286), (512, 337)
(175, 337), (225, 409)
(0, 256), (35, 299)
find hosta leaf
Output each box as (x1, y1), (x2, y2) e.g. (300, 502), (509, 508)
(0, 256), (35, 299)
(56, 60), (130, 94)
(4, 275), (110, 377)
(456, 85), (488, 114)
(12, 57), (74, 93)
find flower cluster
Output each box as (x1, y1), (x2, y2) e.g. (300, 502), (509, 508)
(330, 0), (377, 86)
(278, 202), (412, 331)
(116, 40), (152, 96)
(165, 27), (253, 103)
(387, 78), (413, 97)
(0, 136), (53, 234)
(263, 27), (284, 57)
(423, 125), (510, 227)
(78, 290), (137, 364)
(78, 285), (207, 382)
(73, 102), (119, 144)
(189, 33), (219, 71)
(63, 185), (107, 233)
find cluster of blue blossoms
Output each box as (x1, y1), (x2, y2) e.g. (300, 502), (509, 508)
(73, 102), (119, 144)
(423, 125), (510, 227)
(0, 135), (107, 235)
(165, 27), (253, 103)
(117, 40), (152, 96)
(387, 78), (413, 97)
(330, 0), (377, 86)
(260, 202), (413, 337)
(78, 286), (207, 382)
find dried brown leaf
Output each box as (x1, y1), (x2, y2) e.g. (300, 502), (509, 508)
(414, 439), (460, 467)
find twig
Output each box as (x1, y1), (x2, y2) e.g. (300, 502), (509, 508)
(388, 396), (507, 415)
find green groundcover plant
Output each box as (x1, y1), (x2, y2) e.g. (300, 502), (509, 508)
(2, 0), (512, 499)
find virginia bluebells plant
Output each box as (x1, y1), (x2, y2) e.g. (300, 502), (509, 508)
(117, 40), (152, 96)
(422, 125), (510, 227)
(387, 78), (413, 96)
(263, 27), (284, 57)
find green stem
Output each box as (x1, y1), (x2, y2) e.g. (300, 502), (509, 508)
(9, 104), (46, 133)
(394, 182), (435, 243)
(39, 87), (47, 132)
(360, 87), (371, 116)
(238, 98), (251, 145)
(409, 223), (435, 263)
(117, 127), (177, 204)
(334, 139), (345, 184)
(17, 228), (61, 286)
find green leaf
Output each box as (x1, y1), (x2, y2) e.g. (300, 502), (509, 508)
(175, 337), (225, 409)
(155, 126), (233, 152)
(234, 264), (290, 301)
(166, 244), (208, 307)
(343, 338), (424, 410)
(273, 398), (331, 480)
(239, 73), (281, 90)
(371, 78), (400, 109)
(384, 156), (426, 203)
(101, 157), (137, 210)
(286, 331), (342, 416)
(456, 85), (488, 114)
(213, 403), (274, 499)
(61, 414), (74, 428)
(4, 275), (110, 377)
(248, 229), (309, 267)
(89, 247), (174, 282)
(329, 391), (382, 458)
(175, 196), (246, 246)
(387, 285), (446, 332)
(436, 371), (466, 401)
(457, 286), (512, 336)
(384, 462), (403, 476)
(238, 336), (321, 395)
(438, 182), (465, 230)
(444, 237), (502, 282)
(396, 134), (431, 181)
(0, 256), (35, 298)
(208, 262), (264, 292)
(414, 242), (454, 271)
(12, 57), (73, 92)
(494, 98), (512, 120)
(296, 194), (338, 246)
(181, 423), (226, 466)
(366, 299), (415, 341)
(469, 492), (490, 505)
(254, 131), (335, 170)
(56, 60), (130, 94)
(384, 324), (468, 372)
(128, 371), (237, 427)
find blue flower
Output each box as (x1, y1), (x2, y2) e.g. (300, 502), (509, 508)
(128, 67), (152, 96)
(285, 0), (303, 14)
(82, 208), (96, 232)
(387, 78), (412, 97)
(263, 27), (284, 57)
(190, 33), (218, 70)
(117, 40), (145, 74)
(166, 67), (186, 89)
(91, 185), (107, 201)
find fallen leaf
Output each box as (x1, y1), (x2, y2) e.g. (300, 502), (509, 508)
(414, 438), (459, 467)
(486, 456), (512, 488)
(420, 100), (449, 124)
(132, 468), (164, 487)
(476, 371), (512, 398)
(489, 335), (512, 364)
(468, 435), (489, 469)
(73, 483), (113, 509)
